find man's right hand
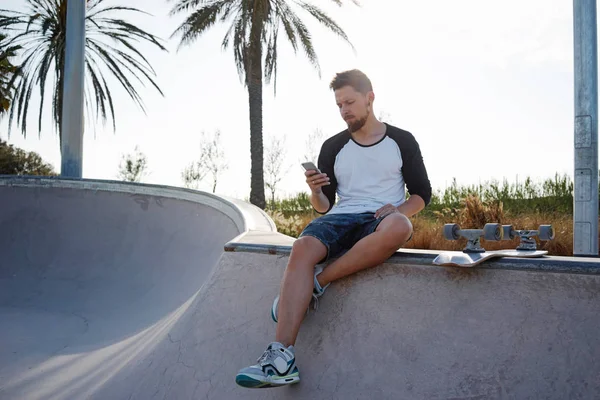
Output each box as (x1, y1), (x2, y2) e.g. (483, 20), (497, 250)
(305, 170), (330, 193)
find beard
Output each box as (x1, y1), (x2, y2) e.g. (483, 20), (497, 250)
(346, 112), (369, 133)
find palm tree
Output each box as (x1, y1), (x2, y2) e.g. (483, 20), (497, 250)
(169, 0), (356, 209)
(0, 33), (19, 115)
(0, 0), (166, 144)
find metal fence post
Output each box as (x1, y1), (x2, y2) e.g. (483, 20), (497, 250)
(60, 0), (86, 178)
(573, 0), (599, 256)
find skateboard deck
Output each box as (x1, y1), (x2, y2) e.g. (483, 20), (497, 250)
(493, 249), (548, 257)
(433, 222), (554, 267)
(432, 250), (499, 267)
(433, 249), (548, 267)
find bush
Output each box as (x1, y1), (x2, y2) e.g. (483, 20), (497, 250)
(0, 139), (56, 176)
(424, 173), (577, 217)
(266, 192), (316, 218)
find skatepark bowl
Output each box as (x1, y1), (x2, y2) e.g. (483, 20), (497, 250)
(1, 176), (600, 400)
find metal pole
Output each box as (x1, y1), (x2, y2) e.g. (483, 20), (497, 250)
(573, 0), (599, 256)
(60, 0), (86, 178)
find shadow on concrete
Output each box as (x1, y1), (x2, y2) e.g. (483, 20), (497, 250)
(0, 182), (241, 398)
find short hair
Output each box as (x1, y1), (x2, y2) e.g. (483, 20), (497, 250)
(329, 69), (373, 93)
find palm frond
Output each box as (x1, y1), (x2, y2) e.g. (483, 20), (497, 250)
(324, 0), (362, 6)
(170, 0), (233, 50)
(0, 0), (166, 139)
(264, 25), (279, 91)
(171, 0), (355, 92)
(0, 33), (21, 115)
(273, 1), (299, 53)
(295, 2), (354, 50)
(168, 0), (218, 16)
(230, 6), (251, 82)
(274, 0), (320, 75)
(88, 6), (150, 20)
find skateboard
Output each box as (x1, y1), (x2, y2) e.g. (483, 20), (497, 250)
(433, 223), (555, 267)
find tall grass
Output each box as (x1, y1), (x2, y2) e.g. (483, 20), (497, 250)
(425, 173), (576, 216)
(264, 173), (600, 256)
(407, 195), (578, 256)
(266, 192), (315, 217)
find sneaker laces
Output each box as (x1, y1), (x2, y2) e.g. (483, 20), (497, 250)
(257, 348), (276, 365)
(311, 292), (320, 311)
(312, 273), (325, 311)
(312, 277), (329, 311)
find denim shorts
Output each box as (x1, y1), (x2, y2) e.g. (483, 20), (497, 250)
(299, 212), (386, 262)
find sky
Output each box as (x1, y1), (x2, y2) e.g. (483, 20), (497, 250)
(0, 0), (584, 200)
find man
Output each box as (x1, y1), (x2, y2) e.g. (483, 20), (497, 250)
(235, 69), (432, 388)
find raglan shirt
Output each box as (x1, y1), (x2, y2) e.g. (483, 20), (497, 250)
(316, 123), (432, 215)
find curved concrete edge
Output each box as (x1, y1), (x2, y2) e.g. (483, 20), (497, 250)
(4, 175), (597, 276)
(225, 236), (600, 276)
(0, 175), (277, 237)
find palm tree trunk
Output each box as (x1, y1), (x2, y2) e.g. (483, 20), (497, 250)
(57, 73), (64, 147)
(247, 37), (265, 209)
(56, 52), (65, 147)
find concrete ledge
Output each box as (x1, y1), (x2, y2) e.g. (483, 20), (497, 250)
(225, 230), (600, 275)
(224, 230), (295, 254)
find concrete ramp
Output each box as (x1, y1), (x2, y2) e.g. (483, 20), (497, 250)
(0, 177), (272, 399)
(1, 177), (600, 399)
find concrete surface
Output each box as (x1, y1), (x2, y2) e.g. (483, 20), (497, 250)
(1, 177), (599, 399)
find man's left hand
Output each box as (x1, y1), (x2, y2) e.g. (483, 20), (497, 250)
(374, 204), (400, 219)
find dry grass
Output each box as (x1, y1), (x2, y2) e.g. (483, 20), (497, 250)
(405, 212), (575, 256)
(267, 210), (315, 238)
(266, 195), (597, 257)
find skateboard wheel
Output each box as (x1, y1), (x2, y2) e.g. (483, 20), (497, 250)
(443, 223), (460, 240)
(483, 223), (502, 241)
(538, 225), (555, 241)
(502, 225), (515, 240)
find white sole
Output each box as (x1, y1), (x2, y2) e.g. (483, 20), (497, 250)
(240, 371), (300, 386)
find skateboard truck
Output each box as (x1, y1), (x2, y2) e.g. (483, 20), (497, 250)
(436, 223), (551, 268)
(502, 225), (555, 251)
(443, 223), (503, 253)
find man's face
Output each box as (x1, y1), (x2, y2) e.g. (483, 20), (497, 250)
(334, 85), (372, 132)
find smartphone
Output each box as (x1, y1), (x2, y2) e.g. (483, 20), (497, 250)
(301, 161), (320, 173)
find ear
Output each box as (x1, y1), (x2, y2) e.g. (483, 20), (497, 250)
(367, 91), (375, 106)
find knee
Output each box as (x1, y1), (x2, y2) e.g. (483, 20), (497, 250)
(292, 236), (316, 253)
(381, 213), (413, 246)
(289, 236), (326, 266)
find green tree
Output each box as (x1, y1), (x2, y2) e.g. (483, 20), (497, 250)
(0, 33), (19, 115)
(0, 0), (166, 143)
(0, 139), (56, 175)
(169, 0), (356, 209)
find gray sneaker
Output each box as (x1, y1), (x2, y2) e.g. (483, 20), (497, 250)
(235, 342), (300, 388)
(271, 264), (330, 323)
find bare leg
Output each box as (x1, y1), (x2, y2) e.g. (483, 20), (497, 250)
(316, 213), (412, 288)
(275, 236), (327, 347)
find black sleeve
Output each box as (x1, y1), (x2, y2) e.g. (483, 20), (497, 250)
(315, 131), (349, 214)
(317, 141), (338, 214)
(393, 129), (432, 206)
